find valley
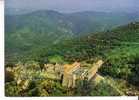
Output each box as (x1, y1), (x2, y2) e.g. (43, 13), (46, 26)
(5, 10), (139, 96)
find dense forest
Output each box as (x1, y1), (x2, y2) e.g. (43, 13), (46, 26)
(5, 10), (139, 96)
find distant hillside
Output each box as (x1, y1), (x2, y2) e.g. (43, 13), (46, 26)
(5, 10), (139, 35)
(54, 22), (139, 62)
(5, 8), (36, 15)
(5, 10), (139, 63)
(85, 22), (139, 46)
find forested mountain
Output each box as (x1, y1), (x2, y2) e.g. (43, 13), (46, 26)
(5, 21), (139, 96)
(5, 9), (139, 96)
(6, 10), (139, 34)
(5, 10), (139, 63)
(52, 22), (139, 63)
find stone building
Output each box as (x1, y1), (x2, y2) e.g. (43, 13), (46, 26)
(62, 62), (81, 88)
(43, 60), (104, 88)
(62, 60), (104, 88)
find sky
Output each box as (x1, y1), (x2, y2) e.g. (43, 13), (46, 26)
(5, 0), (139, 13)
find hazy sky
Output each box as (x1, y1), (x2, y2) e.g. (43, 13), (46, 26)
(6, 0), (139, 13)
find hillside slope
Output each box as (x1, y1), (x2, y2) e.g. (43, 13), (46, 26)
(5, 10), (139, 63)
(5, 22), (139, 96)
